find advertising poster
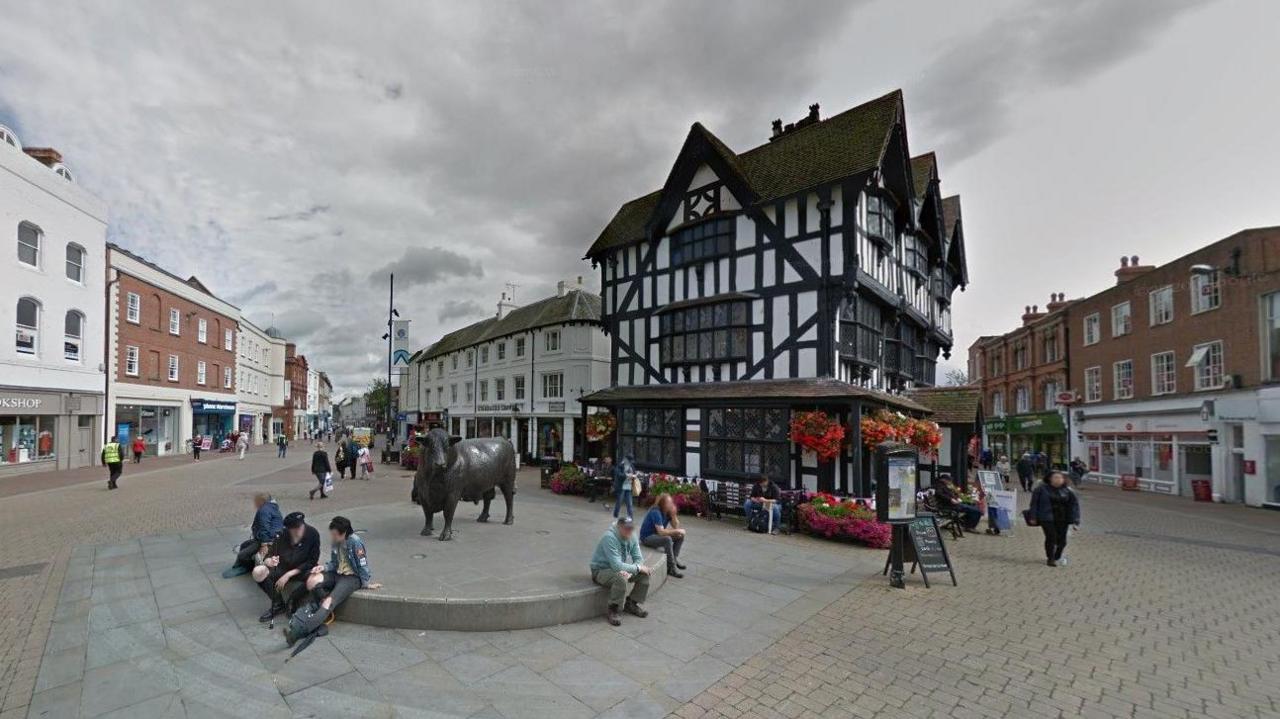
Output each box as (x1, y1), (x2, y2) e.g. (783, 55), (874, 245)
(886, 455), (917, 520)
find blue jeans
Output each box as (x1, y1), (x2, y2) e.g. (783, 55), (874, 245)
(743, 499), (781, 527)
(613, 488), (633, 518)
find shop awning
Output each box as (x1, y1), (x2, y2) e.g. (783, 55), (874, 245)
(580, 378), (929, 414)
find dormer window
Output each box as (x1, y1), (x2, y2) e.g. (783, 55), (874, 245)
(865, 193), (895, 250)
(0, 125), (19, 149)
(52, 163), (74, 183)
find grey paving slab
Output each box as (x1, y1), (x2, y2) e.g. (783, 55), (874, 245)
(43, 615), (88, 656)
(26, 681), (82, 719)
(93, 693), (185, 719)
(85, 621), (166, 670)
(32, 647), (84, 694)
(80, 659), (180, 718)
(87, 596), (158, 633)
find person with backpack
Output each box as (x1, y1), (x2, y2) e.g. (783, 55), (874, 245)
(1028, 470), (1081, 566)
(284, 516), (381, 646)
(743, 475), (782, 534)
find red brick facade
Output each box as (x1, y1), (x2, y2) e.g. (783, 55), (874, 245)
(281, 343), (307, 439)
(969, 295), (1073, 418)
(114, 272), (238, 392)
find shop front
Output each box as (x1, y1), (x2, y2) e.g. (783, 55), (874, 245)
(1074, 401), (1217, 498)
(191, 399), (236, 445)
(983, 410), (1068, 469)
(1, 387), (103, 475)
(114, 403), (179, 457)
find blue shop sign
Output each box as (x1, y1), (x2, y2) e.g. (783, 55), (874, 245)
(191, 399), (236, 415)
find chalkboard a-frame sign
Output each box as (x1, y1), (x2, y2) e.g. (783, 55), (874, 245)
(882, 515), (958, 588)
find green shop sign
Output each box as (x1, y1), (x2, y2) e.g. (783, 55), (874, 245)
(984, 411), (1065, 435)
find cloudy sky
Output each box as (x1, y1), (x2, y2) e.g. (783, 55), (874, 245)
(2, 0), (1276, 396)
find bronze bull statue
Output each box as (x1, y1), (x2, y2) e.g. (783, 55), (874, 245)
(412, 428), (516, 541)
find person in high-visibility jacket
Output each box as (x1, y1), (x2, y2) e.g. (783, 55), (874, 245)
(101, 436), (123, 490)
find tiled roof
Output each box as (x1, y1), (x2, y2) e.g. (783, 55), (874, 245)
(910, 152), (937, 199)
(586, 90), (905, 257)
(418, 290), (601, 361)
(906, 386), (982, 425)
(581, 377), (929, 414)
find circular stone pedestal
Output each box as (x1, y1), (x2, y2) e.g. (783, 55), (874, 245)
(321, 496), (668, 631)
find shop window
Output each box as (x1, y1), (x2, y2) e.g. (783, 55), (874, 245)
(17, 222), (41, 268)
(125, 346), (139, 376)
(1101, 438), (1116, 475)
(1111, 302), (1131, 337)
(1151, 351), (1176, 395)
(1113, 360), (1133, 400)
(1149, 286), (1174, 326)
(65, 243), (85, 283)
(1265, 437), (1280, 505)
(542, 372), (563, 399)
(0, 415), (56, 464)
(64, 311), (83, 362)
(702, 407), (789, 483)
(618, 407), (682, 471)
(15, 297), (39, 355)
(659, 299), (750, 366)
(1190, 271), (1220, 314)
(514, 376), (525, 400)
(1084, 366), (1102, 402)
(1188, 340), (1224, 391)
(671, 216), (734, 267)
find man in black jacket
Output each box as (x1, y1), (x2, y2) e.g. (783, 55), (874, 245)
(252, 511), (321, 623)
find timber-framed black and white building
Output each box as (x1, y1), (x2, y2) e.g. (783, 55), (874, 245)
(580, 91), (969, 495)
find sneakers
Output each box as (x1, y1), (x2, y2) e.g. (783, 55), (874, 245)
(605, 604), (621, 626)
(221, 564), (251, 579)
(674, 561), (687, 571)
(1056, 557), (1069, 567)
(623, 599), (648, 618)
(666, 567), (684, 579)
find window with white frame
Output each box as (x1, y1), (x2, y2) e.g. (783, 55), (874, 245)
(424, 389), (430, 407)
(169, 308), (180, 335)
(1149, 286), (1174, 326)
(1113, 360), (1133, 399)
(466, 350), (473, 368)
(126, 292), (140, 324)
(197, 318), (207, 344)
(125, 345), (139, 376)
(224, 328), (232, 351)
(497, 342), (506, 361)
(1111, 302), (1131, 337)
(495, 378), (505, 400)
(480, 346), (489, 364)
(1042, 333), (1059, 363)
(1266, 292), (1280, 381)
(437, 361), (444, 376)
(224, 366), (232, 389)
(450, 384), (457, 403)
(514, 376), (526, 399)
(479, 380), (488, 401)
(1085, 366), (1102, 402)
(545, 330), (560, 352)
(515, 337), (526, 357)
(17, 222), (41, 268)
(542, 372), (563, 398)
(168, 355), (179, 382)
(1151, 351), (1176, 395)
(197, 361), (207, 385)
(1083, 313), (1100, 345)
(1014, 384), (1030, 413)
(15, 297), (39, 355)
(991, 391), (1004, 416)
(1190, 272), (1221, 314)
(64, 311), (83, 362)
(65, 244), (84, 283)
(452, 355), (458, 370)
(1042, 380), (1059, 410)
(1188, 340), (1224, 390)
(465, 382), (473, 402)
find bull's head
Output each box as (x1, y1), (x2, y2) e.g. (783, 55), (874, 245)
(421, 428), (462, 478)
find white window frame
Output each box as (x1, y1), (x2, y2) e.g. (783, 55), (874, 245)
(65, 243), (85, 283)
(1151, 351), (1176, 395)
(1190, 272), (1221, 314)
(1014, 384), (1029, 413)
(17, 222), (41, 268)
(197, 360), (207, 385)
(125, 345), (139, 376)
(1083, 313), (1100, 346)
(1149, 286), (1174, 326)
(1265, 292), (1280, 382)
(495, 378), (505, 401)
(1113, 360), (1133, 400)
(169, 308), (181, 336)
(224, 328), (233, 351)
(1084, 366), (1102, 403)
(64, 311), (83, 362)
(480, 346), (489, 364)
(126, 292), (140, 324)
(224, 366), (232, 389)
(466, 350), (473, 368)
(515, 337), (526, 357)
(450, 384), (457, 403)
(168, 354), (180, 382)
(1190, 340), (1224, 391)
(545, 330), (561, 352)
(465, 382), (473, 402)
(542, 372), (563, 399)
(197, 318), (208, 344)
(479, 380), (488, 401)
(1111, 302), (1131, 337)
(991, 391), (1004, 416)
(514, 375), (526, 400)
(1042, 381), (1059, 410)
(497, 342), (506, 361)
(15, 296), (39, 356)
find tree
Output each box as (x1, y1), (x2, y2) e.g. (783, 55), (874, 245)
(366, 378), (391, 422)
(943, 368), (969, 387)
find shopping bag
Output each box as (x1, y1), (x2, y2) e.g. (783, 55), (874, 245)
(323, 472), (334, 494)
(994, 507), (1012, 531)
(1021, 509), (1037, 527)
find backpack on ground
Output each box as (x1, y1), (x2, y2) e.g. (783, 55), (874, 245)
(747, 506), (770, 533)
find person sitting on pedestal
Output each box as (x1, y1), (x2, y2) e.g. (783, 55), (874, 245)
(222, 493), (282, 578)
(640, 493), (686, 578)
(589, 516), (651, 626)
(252, 511), (320, 623)
(284, 516), (381, 646)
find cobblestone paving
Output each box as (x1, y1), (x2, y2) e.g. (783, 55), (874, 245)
(673, 486), (1280, 719)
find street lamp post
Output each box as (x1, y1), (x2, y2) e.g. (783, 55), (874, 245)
(380, 274), (399, 438)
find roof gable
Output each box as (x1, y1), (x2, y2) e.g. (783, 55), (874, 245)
(906, 386), (982, 425)
(942, 195), (969, 286)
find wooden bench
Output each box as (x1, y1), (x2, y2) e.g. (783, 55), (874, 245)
(702, 479), (748, 520)
(919, 491), (966, 540)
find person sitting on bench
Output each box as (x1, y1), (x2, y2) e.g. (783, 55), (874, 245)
(743, 475), (782, 534)
(936, 478), (982, 531)
(284, 516), (381, 646)
(252, 511), (320, 623)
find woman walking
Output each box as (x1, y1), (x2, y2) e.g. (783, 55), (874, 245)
(357, 444), (373, 480)
(1029, 470), (1080, 567)
(310, 442), (332, 500)
(612, 455), (635, 520)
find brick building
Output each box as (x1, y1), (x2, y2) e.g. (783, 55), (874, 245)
(281, 344), (309, 440)
(967, 294), (1075, 467)
(1066, 229), (1280, 506)
(105, 245), (239, 455)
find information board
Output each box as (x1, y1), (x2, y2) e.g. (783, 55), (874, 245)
(885, 455), (918, 520)
(977, 469), (1002, 496)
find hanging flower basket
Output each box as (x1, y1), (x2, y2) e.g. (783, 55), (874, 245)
(789, 410), (846, 463)
(585, 413), (617, 442)
(860, 410), (941, 453)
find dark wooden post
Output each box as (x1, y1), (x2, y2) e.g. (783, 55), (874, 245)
(849, 399), (864, 497)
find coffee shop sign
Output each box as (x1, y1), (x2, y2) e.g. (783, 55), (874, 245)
(0, 397), (43, 409)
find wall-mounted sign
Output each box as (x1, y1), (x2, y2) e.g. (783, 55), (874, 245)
(0, 396), (43, 409)
(191, 400), (236, 414)
(477, 403), (521, 413)
(547, 401), (566, 413)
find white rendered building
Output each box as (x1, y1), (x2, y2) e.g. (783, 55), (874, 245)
(237, 319), (286, 445)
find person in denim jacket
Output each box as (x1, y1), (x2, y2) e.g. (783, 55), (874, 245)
(285, 516), (381, 645)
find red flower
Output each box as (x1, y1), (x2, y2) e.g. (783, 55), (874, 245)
(790, 411), (846, 463)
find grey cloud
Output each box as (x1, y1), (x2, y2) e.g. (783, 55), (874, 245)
(227, 280), (278, 307)
(265, 204), (330, 222)
(912, 0), (1213, 161)
(367, 247), (484, 289)
(437, 299), (486, 323)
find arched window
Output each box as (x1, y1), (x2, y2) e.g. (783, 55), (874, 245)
(18, 222), (41, 268)
(0, 124), (19, 149)
(51, 163), (74, 182)
(64, 311), (84, 362)
(16, 297), (40, 355)
(65, 243), (85, 283)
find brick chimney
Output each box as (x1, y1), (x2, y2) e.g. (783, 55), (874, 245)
(23, 147), (62, 167)
(1045, 292), (1069, 312)
(556, 275), (586, 297)
(1021, 304), (1045, 326)
(1115, 255), (1156, 285)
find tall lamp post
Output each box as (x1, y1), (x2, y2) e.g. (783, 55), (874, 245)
(380, 274), (399, 438)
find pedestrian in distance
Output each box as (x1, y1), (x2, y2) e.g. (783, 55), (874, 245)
(101, 435), (123, 490)
(640, 493), (686, 578)
(1069, 457), (1087, 487)
(310, 442), (332, 500)
(130, 435), (145, 464)
(345, 436), (361, 479)
(589, 516), (651, 626)
(1028, 470), (1081, 567)
(1015, 451), (1034, 492)
(237, 432), (250, 460)
(358, 443), (374, 480)
(192, 434), (203, 462)
(276, 434), (288, 458)
(612, 455), (635, 519)
(996, 454), (1011, 488)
